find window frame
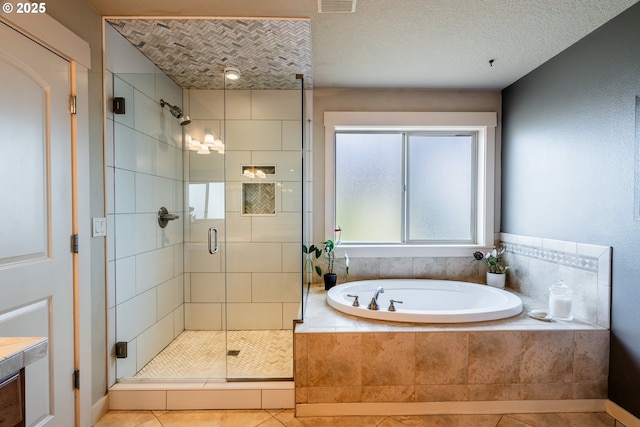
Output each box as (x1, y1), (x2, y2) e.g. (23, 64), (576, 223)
(324, 111), (498, 258)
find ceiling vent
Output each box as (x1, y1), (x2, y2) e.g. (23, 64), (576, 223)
(318, 0), (357, 13)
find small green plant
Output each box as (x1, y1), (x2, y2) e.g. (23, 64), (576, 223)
(303, 227), (349, 277)
(473, 247), (508, 274)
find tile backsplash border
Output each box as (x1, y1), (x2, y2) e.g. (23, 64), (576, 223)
(499, 233), (611, 328)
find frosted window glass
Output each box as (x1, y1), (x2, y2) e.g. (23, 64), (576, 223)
(408, 135), (474, 241)
(335, 133), (402, 242)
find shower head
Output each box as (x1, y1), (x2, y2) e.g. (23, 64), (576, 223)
(160, 99), (191, 126)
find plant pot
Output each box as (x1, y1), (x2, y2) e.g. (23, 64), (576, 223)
(324, 273), (338, 290)
(486, 272), (506, 289)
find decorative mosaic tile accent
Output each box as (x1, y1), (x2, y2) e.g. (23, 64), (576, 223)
(243, 183), (276, 215)
(502, 242), (599, 272)
(107, 19), (312, 90)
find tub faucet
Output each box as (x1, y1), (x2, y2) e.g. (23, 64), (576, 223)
(367, 286), (385, 310)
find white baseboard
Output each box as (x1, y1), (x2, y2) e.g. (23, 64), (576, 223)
(607, 400), (640, 427)
(91, 394), (109, 426)
(296, 399), (606, 417)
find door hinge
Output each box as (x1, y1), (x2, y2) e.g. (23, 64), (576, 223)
(73, 370), (80, 389)
(70, 95), (77, 115)
(71, 234), (79, 253)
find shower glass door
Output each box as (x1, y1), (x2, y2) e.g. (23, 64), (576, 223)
(184, 72), (304, 380)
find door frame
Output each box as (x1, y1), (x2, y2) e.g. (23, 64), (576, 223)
(0, 11), (92, 427)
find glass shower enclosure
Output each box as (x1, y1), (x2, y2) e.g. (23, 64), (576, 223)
(110, 68), (304, 382)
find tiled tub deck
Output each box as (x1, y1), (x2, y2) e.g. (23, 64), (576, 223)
(294, 284), (609, 417)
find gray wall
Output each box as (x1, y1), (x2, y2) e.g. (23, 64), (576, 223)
(44, 0), (107, 406)
(502, 3), (640, 417)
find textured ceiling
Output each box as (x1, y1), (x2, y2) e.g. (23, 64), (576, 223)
(94, 0), (640, 90)
(107, 18), (312, 90)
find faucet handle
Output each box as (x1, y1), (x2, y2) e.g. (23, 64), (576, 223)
(347, 294), (360, 307)
(388, 299), (403, 312)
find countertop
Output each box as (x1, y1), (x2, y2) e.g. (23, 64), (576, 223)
(0, 337), (47, 380)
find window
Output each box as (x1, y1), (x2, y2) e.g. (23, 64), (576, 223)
(324, 112), (497, 257)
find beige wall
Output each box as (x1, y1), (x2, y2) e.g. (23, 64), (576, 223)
(312, 88), (502, 243)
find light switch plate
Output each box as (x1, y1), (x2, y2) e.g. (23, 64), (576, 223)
(92, 217), (107, 237)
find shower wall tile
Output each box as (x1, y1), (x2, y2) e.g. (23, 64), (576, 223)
(190, 273), (225, 302)
(106, 70), (114, 121)
(225, 215), (252, 243)
(134, 172), (153, 213)
(134, 90), (163, 139)
(224, 150), (251, 180)
(188, 89), (223, 119)
(188, 150), (225, 182)
(157, 216), (183, 248)
(226, 273), (252, 302)
(184, 243), (222, 272)
(115, 256), (136, 305)
(282, 120), (302, 151)
(107, 166), (115, 215)
(157, 276), (183, 319)
(114, 169), (135, 214)
(227, 303), (283, 330)
(115, 336), (137, 379)
(119, 73), (155, 100)
(225, 90), (252, 119)
(109, 32), (186, 383)
(283, 303), (302, 328)
(251, 214), (301, 242)
(173, 305), (184, 337)
(106, 117), (115, 167)
(226, 242), (282, 272)
(282, 243), (302, 273)
(136, 314), (174, 370)
(113, 77), (134, 128)
(156, 140), (181, 180)
(251, 150), (301, 181)
(108, 261), (116, 310)
(252, 273), (300, 303)
(136, 246), (174, 294)
(226, 120), (281, 150)
(185, 303), (223, 330)
(226, 181), (243, 212)
(116, 288), (157, 342)
(281, 181), (302, 212)
(189, 218), (226, 244)
(252, 90), (300, 120)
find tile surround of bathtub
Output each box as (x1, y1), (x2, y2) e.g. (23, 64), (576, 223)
(295, 285), (610, 415)
(499, 233), (611, 328)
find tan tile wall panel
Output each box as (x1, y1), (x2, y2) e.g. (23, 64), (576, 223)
(295, 329), (609, 404)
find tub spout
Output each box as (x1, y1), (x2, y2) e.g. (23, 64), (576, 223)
(367, 286), (385, 310)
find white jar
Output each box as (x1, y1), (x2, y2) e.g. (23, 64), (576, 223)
(548, 280), (572, 320)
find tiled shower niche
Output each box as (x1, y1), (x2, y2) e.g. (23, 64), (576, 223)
(243, 183), (276, 215)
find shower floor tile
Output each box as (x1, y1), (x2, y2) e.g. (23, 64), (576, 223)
(133, 330), (293, 380)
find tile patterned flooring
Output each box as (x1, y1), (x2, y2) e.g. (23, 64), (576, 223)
(133, 330), (293, 379)
(95, 409), (626, 427)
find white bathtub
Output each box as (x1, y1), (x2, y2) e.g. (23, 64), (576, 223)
(326, 279), (523, 323)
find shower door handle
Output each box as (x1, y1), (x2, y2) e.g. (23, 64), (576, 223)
(208, 227), (219, 254)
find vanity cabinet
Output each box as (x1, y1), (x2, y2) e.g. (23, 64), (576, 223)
(0, 368), (25, 427)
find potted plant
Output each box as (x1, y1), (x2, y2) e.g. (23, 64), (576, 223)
(473, 247), (509, 289)
(303, 227), (349, 290)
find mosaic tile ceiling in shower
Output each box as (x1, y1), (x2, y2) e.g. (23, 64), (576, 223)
(107, 18), (313, 90)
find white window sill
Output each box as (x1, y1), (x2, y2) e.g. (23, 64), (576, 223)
(335, 245), (491, 258)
